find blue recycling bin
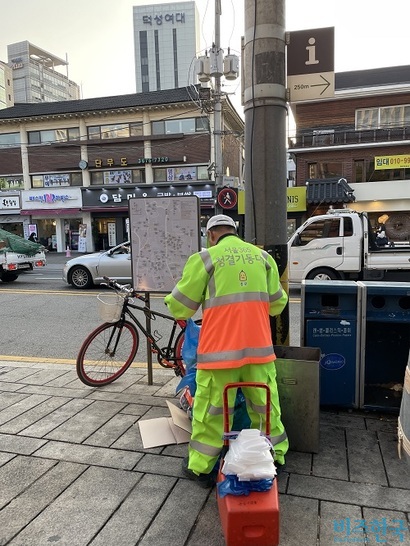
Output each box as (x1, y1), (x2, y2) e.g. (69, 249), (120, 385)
(358, 281), (410, 411)
(301, 280), (361, 408)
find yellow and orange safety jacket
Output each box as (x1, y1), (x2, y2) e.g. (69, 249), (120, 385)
(164, 234), (288, 369)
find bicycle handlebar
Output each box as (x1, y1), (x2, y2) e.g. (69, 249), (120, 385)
(101, 276), (184, 327)
(102, 276), (145, 300)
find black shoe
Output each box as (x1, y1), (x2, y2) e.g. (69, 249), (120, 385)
(275, 462), (287, 475)
(181, 457), (217, 489)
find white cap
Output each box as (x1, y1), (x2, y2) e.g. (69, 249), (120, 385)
(206, 214), (236, 232)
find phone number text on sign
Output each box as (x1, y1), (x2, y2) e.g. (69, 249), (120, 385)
(375, 155), (410, 170)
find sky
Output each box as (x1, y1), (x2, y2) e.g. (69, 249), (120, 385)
(1, 0), (409, 114)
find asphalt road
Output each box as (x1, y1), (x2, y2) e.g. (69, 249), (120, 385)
(0, 262), (301, 365)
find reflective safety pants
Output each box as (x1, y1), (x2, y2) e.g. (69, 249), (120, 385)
(188, 362), (289, 476)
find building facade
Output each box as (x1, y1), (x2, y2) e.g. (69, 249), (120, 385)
(288, 65), (410, 244)
(0, 86), (243, 252)
(7, 41), (80, 103)
(0, 61), (14, 110)
(133, 2), (200, 92)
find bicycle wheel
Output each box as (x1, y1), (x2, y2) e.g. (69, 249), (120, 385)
(76, 320), (139, 387)
(174, 319), (202, 377)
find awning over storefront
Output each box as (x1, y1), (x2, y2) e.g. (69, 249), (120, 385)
(306, 178), (355, 204)
(81, 207), (129, 212)
(20, 208), (81, 216)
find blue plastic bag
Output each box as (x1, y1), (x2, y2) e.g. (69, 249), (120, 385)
(217, 474), (274, 498)
(177, 320), (251, 430)
(232, 390), (251, 431)
(181, 318), (200, 371)
(176, 367), (197, 398)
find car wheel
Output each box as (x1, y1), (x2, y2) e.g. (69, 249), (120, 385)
(306, 268), (339, 281)
(69, 266), (93, 289)
(0, 272), (18, 282)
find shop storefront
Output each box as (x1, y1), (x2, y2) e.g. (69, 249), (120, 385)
(20, 188), (86, 252)
(82, 182), (216, 250)
(0, 193), (30, 237)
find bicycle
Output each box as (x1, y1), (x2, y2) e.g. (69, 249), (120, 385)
(76, 276), (200, 387)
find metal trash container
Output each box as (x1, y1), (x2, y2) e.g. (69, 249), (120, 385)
(301, 280), (362, 408)
(274, 345), (321, 453)
(357, 281), (410, 411)
(398, 351), (410, 465)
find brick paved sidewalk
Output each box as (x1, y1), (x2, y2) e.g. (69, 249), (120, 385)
(0, 361), (409, 546)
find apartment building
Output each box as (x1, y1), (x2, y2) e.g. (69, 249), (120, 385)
(133, 2), (200, 92)
(0, 61), (14, 109)
(7, 41), (80, 103)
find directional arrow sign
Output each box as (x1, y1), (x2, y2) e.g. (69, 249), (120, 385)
(311, 75), (332, 94)
(287, 71), (335, 102)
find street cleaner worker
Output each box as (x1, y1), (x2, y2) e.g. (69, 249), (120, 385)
(164, 214), (289, 488)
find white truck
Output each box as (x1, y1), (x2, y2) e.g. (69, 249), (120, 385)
(288, 209), (410, 283)
(0, 229), (47, 282)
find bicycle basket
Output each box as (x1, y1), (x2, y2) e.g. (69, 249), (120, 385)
(97, 293), (124, 323)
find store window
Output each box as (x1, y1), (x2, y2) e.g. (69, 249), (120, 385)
(0, 132), (20, 148)
(356, 104), (410, 130)
(0, 176), (24, 190)
(87, 122), (143, 140)
(101, 124), (129, 139)
(308, 163), (317, 178)
(153, 168), (167, 183)
(90, 169), (144, 185)
(31, 173), (82, 188)
(354, 159), (409, 182)
(64, 219), (82, 251)
(356, 108), (379, 130)
(0, 222), (24, 238)
(197, 166), (209, 180)
(92, 217), (116, 251)
(27, 128), (80, 144)
(306, 162), (344, 179)
(130, 122), (143, 136)
(36, 218), (58, 250)
(152, 117), (209, 135)
(154, 166), (198, 182)
(354, 160), (365, 182)
(318, 162), (343, 178)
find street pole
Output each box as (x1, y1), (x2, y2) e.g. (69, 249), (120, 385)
(214, 0), (223, 191)
(243, 0), (289, 346)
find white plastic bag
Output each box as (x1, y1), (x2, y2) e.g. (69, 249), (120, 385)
(222, 429), (277, 481)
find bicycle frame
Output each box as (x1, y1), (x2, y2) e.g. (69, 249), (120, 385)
(76, 277), (198, 387)
(113, 294), (186, 369)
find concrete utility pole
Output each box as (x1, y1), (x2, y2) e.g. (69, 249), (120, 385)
(243, 0), (289, 345)
(214, 0), (223, 190)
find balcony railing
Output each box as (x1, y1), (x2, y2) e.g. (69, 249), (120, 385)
(289, 126), (410, 149)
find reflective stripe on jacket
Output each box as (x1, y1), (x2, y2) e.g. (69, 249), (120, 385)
(164, 234), (288, 369)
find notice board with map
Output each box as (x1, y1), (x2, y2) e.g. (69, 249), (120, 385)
(128, 196), (201, 292)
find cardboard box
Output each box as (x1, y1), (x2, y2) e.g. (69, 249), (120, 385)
(138, 400), (192, 448)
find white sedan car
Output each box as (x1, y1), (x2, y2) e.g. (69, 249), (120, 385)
(62, 242), (131, 289)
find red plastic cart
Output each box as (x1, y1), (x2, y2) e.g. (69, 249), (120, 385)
(216, 382), (280, 546)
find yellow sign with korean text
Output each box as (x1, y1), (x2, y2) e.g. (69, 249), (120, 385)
(287, 187), (306, 212)
(236, 187), (306, 214)
(375, 155), (410, 170)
